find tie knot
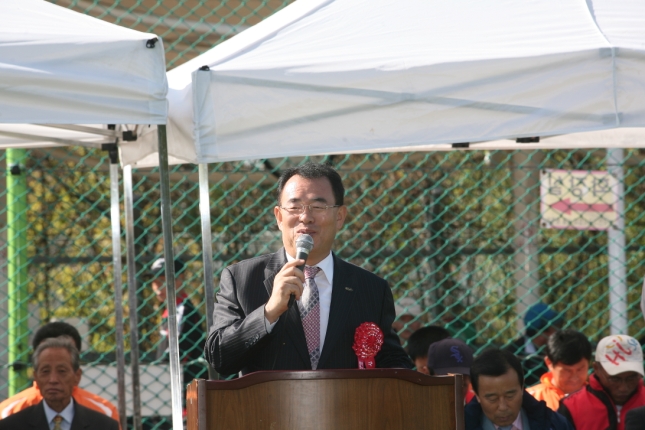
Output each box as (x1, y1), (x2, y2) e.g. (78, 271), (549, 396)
(304, 266), (321, 279)
(53, 416), (63, 423)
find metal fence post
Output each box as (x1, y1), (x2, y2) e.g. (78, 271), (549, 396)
(6, 148), (30, 395)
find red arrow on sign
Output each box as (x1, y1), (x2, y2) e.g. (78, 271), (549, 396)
(550, 199), (614, 215)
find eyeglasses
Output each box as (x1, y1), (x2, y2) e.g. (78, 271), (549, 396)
(279, 203), (340, 215)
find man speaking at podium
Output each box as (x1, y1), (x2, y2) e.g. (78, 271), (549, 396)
(205, 162), (412, 376)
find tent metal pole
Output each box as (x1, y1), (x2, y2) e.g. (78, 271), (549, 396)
(108, 152), (128, 430)
(123, 165), (143, 430)
(6, 148), (30, 395)
(607, 148), (627, 334)
(198, 163), (217, 380)
(157, 125), (184, 430)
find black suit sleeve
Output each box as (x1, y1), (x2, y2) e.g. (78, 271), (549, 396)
(557, 403), (576, 430)
(205, 264), (272, 375)
(625, 406), (645, 430)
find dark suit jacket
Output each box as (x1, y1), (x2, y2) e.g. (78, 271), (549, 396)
(205, 249), (413, 375)
(0, 399), (119, 430)
(625, 405), (645, 430)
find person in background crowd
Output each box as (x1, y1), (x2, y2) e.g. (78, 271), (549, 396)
(505, 302), (562, 386)
(527, 329), (592, 411)
(465, 348), (572, 430)
(0, 338), (118, 430)
(0, 322), (119, 425)
(407, 325), (451, 374)
(393, 297), (424, 346)
(559, 335), (645, 430)
(150, 257), (206, 384)
(427, 338), (476, 404)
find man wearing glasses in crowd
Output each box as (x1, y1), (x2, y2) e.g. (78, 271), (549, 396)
(205, 162), (412, 376)
(559, 335), (645, 430)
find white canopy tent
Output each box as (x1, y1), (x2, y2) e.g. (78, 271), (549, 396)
(119, 0), (645, 168)
(116, 0), (645, 426)
(0, 1), (179, 429)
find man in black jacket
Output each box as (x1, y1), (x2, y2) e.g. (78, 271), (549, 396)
(465, 348), (572, 430)
(205, 162), (412, 376)
(0, 337), (118, 430)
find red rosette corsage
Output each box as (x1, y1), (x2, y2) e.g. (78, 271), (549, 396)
(352, 322), (384, 369)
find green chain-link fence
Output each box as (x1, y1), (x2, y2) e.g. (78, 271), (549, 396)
(2, 1), (645, 429)
(2, 148), (645, 427)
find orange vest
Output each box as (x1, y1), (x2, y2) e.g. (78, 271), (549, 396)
(0, 383), (119, 428)
(527, 371), (566, 411)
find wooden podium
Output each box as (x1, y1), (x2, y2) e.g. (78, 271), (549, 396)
(187, 369), (464, 430)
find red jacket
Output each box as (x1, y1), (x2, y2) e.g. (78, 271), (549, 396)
(558, 373), (645, 430)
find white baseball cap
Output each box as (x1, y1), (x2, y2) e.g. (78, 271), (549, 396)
(595, 335), (644, 376)
(395, 297), (423, 317)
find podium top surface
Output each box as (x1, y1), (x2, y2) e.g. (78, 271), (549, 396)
(205, 368), (461, 390)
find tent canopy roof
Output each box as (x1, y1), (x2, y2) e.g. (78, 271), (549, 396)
(0, 0), (168, 127)
(124, 0), (645, 167)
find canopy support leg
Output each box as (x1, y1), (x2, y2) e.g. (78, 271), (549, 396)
(108, 148), (127, 430)
(157, 125), (184, 429)
(198, 163), (217, 380)
(124, 165), (142, 430)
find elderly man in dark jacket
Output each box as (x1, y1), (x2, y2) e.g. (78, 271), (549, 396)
(465, 348), (572, 430)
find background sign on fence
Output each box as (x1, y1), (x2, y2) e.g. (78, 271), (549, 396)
(540, 169), (618, 230)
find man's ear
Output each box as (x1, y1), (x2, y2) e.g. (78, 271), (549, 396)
(336, 205), (347, 229)
(545, 356), (554, 371)
(274, 205), (284, 229)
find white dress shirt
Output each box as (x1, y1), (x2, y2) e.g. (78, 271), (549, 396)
(43, 398), (74, 430)
(265, 251), (334, 352)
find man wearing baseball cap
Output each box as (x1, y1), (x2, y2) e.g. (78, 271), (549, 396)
(559, 335), (645, 430)
(505, 302), (562, 386)
(393, 297), (424, 345)
(150, 258), (205, 383)
(427, 338), (476, 403)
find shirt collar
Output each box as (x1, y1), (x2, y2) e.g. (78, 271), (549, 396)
(286, 250), (334, 280)
(43, 397), (74, 427)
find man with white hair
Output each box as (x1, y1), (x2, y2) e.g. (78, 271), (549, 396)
(0, 337), (118, 430)
(559, 335), (645, 430)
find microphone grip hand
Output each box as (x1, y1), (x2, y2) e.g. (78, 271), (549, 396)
(292, 260), (305, 309)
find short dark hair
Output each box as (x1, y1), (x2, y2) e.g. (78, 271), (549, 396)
(276, 162), (345, 206)
(407, 326), (451, 361)
(546, 329), (592, 366)
(471, 348), (524, 395)
(32, 321), (82, 352)
(33, 337), (80, 372)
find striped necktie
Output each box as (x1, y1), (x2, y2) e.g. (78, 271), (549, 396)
(299, 266), (321, 370)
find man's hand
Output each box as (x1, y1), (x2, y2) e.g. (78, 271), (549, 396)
(264, 259), (305, 324)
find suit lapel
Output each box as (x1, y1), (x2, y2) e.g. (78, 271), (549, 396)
(263, 249), (287, 297)
(318, 255), (356, 368)
(70, 399), (88, 430)
(263, 249), (311, 368)
(28, 402), (50, 429)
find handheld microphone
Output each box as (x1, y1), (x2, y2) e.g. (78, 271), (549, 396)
(289, 234), (314, 308)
